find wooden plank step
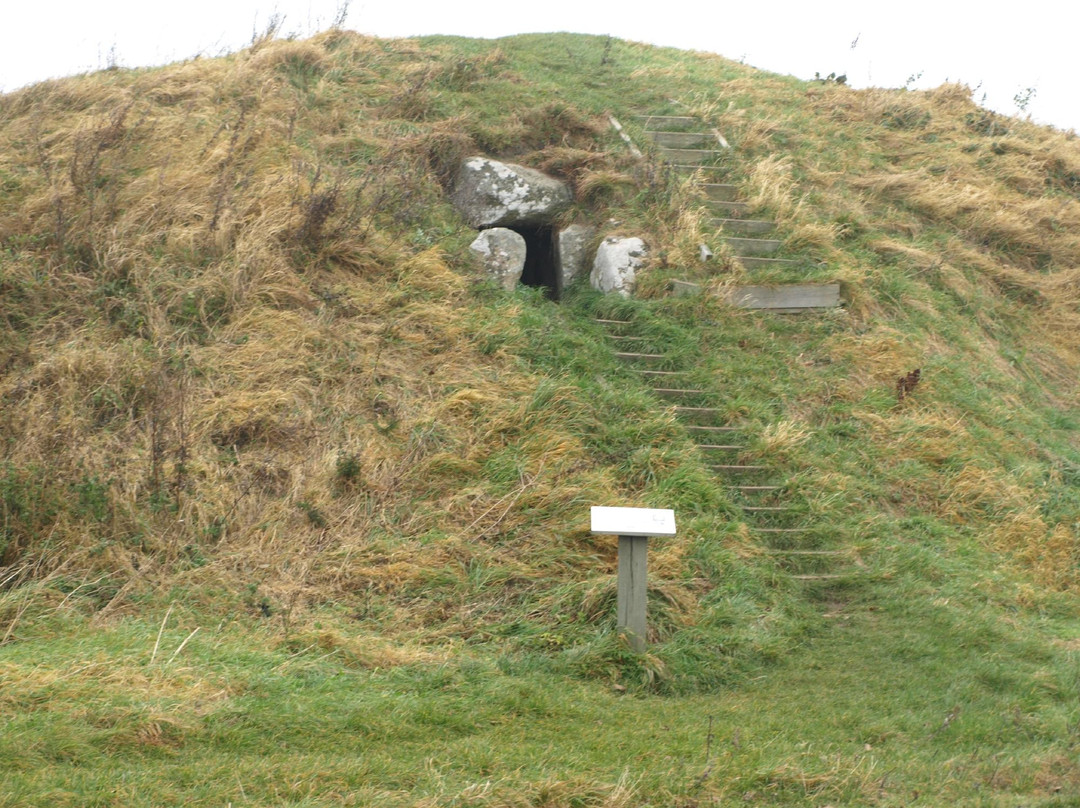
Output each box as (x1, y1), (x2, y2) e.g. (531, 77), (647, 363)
(634, 115), (698, 127)
(706, 200), (749, 214)
(614, 352), (666, 360)
(710, 464), (769, 471)
(675, 406), (725, 415)
(703, 183), (739, 201)
(606, 335), (648, 342)
(652, 388), (708, 397)
(730, 485), (782, 491)
(762, 550), (843, 556)
(646, 131), (713, 149)
(672, 164), (726, 176)
(725, 236), (782, 256)
(742, 506), (791, 512)
(792, 574), (858, 581)
(752, 528), (812, 534)
(685, 425), (740, 433)
(727, 283), (841, 312)
(736, 256), (807, 271)
(671, 280), (703, 297)
(594, 318), (633, 325)
(696, 444), (742, 450)
(659, 148), (726, 165)
(633, 368), (686, 376)
(712, 218), (776, 235)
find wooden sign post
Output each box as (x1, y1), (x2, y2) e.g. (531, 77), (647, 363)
(590, 506), (676, 653)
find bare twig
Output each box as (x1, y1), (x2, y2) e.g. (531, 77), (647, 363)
(609, 115), (643, 160)
(150, 604), (174, 665)
(165, 626), (200, 667)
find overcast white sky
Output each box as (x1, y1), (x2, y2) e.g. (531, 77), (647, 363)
(2, 1), (1076, 131)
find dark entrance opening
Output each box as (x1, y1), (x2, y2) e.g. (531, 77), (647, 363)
(515, 225), (560, 300)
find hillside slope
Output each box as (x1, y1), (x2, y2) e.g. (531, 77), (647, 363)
(1, 31), (1079, 806)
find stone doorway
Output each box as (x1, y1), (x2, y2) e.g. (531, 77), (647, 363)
(514, 225), (560, 300)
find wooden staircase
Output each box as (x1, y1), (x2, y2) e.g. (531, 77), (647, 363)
(631, 114), (840, 313)
(600, 315), (866, 584)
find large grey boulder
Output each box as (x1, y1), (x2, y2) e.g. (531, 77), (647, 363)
(555, 224), (595, 293)
(590, 237), (647, 297)
(469, 228), (527, 291)
(452, 157), (572, 229)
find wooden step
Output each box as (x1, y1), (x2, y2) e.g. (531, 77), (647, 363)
(736, 256), (807, 271)
(725, 237), (782, 256)
(685, 425), (740, 433)
(706, 200), (749, 215)
(652, 387), (709, 397)
(672, 280), (842, 312)
(674, 406), (725, 415)
(712, 218), (776, 235)
(672, 164), (726, 176)
(703, 183), (739, 201)
(752, 528), (812, 534)
(646, 131), (713, 149)
(710, 464), (769, 472)
(726, 283), (841, 312)
(633, 369), (688, 378)
(614, 352), (666, 360)
(606, 335), (648, 342)
(696, 444), (742, 450)
(729, 485), (782, 491)
(742, 506), (791, 513)
(594, 318), (633, 325)
(634, 115), (697, 127)
(670, 280), (703, 298)
(792, 574), (859, 581)
(659, 148), (725, 165)
(762, 550), (844, 556)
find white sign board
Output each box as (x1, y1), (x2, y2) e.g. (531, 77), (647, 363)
(590, 506), (676, 538)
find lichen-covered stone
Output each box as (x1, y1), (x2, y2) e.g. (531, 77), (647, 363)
(452, 157), (572, 229)
(590, 237), (647, 297)
(555, 224), (596, 292)
(469, 228), (527, 291)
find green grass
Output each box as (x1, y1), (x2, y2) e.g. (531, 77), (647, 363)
(3, 579), (1079, 806)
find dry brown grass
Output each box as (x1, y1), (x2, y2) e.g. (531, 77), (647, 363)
(743, 154), (801, 219)
(993, 512), (1079, 590)
(3, 28), (1080, 614)
(0, 31), (644, 628)
(755, 420), (812, 458)
(827, 327), (928, 399)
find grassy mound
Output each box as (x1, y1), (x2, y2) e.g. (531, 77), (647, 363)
(1, 30), (1079, 806)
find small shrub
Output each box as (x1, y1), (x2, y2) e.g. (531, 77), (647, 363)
(73, 474), (111, 523)
(335, 453), (363, 490)
(298, 501), (327, 528)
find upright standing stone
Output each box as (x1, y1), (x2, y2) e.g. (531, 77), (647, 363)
(469, 228), (527, 291)
(590, 237), (647, 297)
(555, 224), (596, 293)
(451, 157), (572, 229)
